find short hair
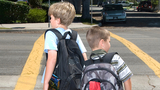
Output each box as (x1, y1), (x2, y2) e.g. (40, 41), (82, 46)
(48, 2), (76, 26)
(86, 26), (110, 49)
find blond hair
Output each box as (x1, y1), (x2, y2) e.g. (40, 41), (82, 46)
(86, 26), (110, 49)
(48, 2), (76, 26)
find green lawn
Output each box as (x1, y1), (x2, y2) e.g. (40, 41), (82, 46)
(0, 27), (11, 29)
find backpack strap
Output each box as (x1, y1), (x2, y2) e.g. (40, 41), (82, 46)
(102, 52), (118, 63)
(44, 29), (62, 61)
(62, 30), (77, 40)
(45, 29), (62, 40)
(71, 30), (77, 41)
(44, 29), (77, 61)
(84, 52), (118, 66)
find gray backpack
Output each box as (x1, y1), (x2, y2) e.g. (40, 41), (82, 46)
(81, 52), (123, 90)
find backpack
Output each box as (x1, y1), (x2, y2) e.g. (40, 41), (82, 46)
(45, 29), (84, 90)
(81, 52), (123, 90)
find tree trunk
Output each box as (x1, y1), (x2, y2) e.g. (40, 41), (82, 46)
(81, 0), (90, 19)
(65, 0), (82, 14)
(73, 0), (82, 14)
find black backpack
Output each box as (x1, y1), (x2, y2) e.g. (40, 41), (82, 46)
(81, 52), (123, 90)
(45, 29), (84, 90)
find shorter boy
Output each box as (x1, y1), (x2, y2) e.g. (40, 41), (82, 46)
(86, 26), (133, 90)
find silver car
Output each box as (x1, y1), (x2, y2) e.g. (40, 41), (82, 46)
(101, 4), (126, 24)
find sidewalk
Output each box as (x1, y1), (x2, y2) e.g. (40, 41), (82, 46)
(0, 22), (97, 32)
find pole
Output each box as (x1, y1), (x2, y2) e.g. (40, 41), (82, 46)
(159, 0), (160, 12)
(48, 0), (50, 28)
(91, 0), (93, 25)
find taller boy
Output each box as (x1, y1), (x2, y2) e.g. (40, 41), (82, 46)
(43, 2), (87, 90)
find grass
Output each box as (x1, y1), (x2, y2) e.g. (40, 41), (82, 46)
(0, 27), (11, 29)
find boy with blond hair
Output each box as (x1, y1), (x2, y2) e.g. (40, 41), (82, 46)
(43, 2), (87, 90)
(85, 26), (133, 90)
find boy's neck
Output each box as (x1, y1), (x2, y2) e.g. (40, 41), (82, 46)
(92, 47), (102, 51)
(57, 24), (68, 30)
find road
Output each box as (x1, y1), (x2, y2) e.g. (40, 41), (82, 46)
(0, 27), (160, 90)
(1, 7), (160, 90)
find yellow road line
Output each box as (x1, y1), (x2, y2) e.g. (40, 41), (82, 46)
(14, 34), (44, 90)
(110, 32), (160, 78)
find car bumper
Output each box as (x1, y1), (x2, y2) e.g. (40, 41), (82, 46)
(103, 16), (126, 22)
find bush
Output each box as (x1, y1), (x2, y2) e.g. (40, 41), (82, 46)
(17, 1), (29, 5)
(27, 8), (46, 23)
(0, 0), (30, 23)
(41, 4), (49, 22)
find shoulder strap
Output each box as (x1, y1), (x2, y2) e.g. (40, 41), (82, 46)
(84, 52), (118, 66)
(63, 30), (77, 40)
(44, 29), (62, 61)
(71, 30), (77, 41)
(102, 52), (118, 63)
(45, 29), (62, 40)
(45, 29), (77, 41)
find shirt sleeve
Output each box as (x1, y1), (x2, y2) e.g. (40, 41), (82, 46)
(111, 54), (133, 82)
(76, 34), (87, 53)
(44, 31), (58, 53)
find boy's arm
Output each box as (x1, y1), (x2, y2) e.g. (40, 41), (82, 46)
(82, 52), (88, 61)
(124, 78), (132, 90)
(43, 50), (57, 90)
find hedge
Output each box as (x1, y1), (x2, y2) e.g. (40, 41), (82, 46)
(0, 0), (30, 23)
(27, 8), (46, 23)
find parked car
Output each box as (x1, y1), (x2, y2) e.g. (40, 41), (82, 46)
(102, 2), (109, 7)
(100, 4), (126, 25)
(137, 1), (154, 12)
(117, 1), (130, 7)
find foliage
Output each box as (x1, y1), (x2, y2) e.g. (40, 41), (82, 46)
(17, 1), (28, 5)
(27, 8), (46, 23)
(41, 4), (49, 22)
(28, 0), (43, 8)
(151, 0), (159, 8)
(0, 0), (30, 23)
(7, 0), (17, 2)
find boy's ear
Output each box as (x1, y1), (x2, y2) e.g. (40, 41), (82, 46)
(56, 18), (61, 24)
(99, 39), (105, 49)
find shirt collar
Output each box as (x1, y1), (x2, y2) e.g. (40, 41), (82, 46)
(90, 49), (107, 60)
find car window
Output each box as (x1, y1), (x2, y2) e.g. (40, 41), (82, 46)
(104, 5), (123, 11)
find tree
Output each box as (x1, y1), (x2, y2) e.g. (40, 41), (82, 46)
(28, 0), (43, 8)
(81, 0), (90, 19)
(151, 0), (159, 9)
(66, 0), (82, 14)
(65, 0), (90, 19)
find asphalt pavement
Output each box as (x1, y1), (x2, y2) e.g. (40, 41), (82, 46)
(1, 7), (160, 90)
